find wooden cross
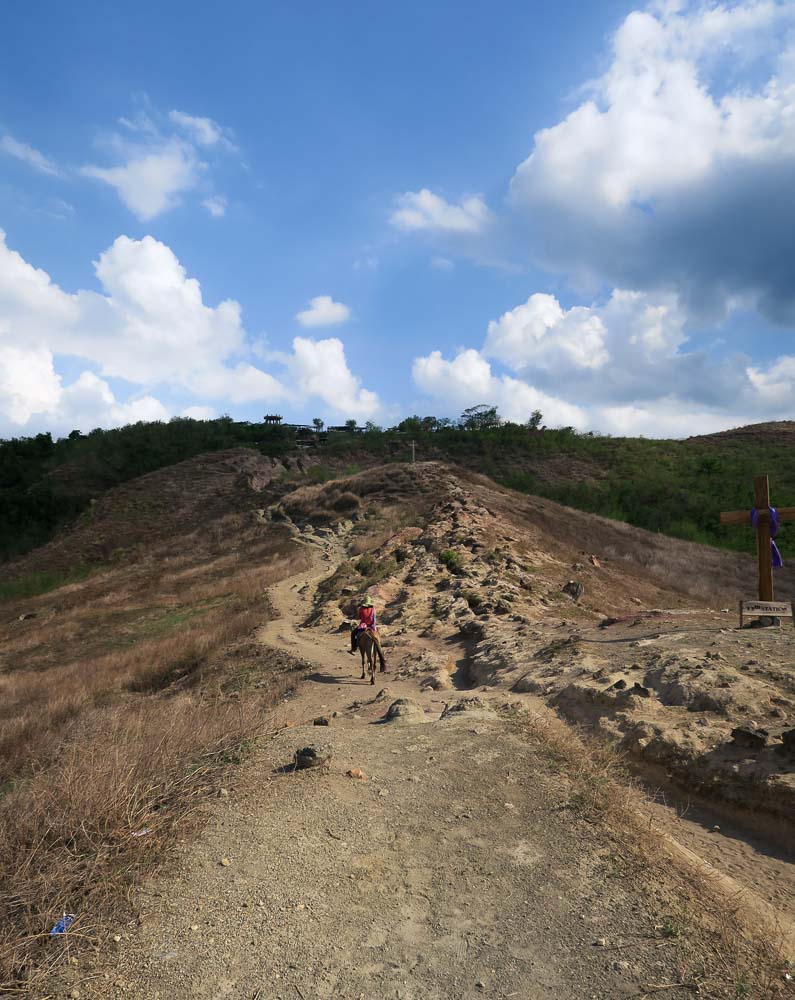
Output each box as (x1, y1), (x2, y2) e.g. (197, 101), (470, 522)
(720, 474), (795, 600)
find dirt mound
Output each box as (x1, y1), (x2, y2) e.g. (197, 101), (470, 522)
(440, 697), (496, 720)
(383, 697), (426, 722)
(273, 462), (435, 528)
(8, 451), (794, 994)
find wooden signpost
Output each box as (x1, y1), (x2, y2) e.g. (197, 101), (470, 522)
(738, 599), (794, 628)
(720, 473), (795, 625)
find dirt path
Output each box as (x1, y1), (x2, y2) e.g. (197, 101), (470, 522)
(61, 540), (778, 999)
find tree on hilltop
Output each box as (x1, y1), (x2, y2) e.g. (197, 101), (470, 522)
(526, 410), (543, 430)
(460, 404), (500, 430)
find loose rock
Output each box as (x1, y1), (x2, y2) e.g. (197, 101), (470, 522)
(561, 580), (584, 602)
(384, 698), (426, 723)
(730, 725), (768, 750)
(293, 746), (330, 769)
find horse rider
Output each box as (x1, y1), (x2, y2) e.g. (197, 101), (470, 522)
(349, 595), (386, 670)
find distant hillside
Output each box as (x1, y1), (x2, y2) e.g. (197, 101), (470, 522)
(3, 449), (311, 586)
(2, 416), (794, 573)
(687, 420), (795, 444)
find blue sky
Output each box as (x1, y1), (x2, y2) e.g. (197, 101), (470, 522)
(1, 0), (794, 437)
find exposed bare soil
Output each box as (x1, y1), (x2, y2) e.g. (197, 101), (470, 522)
(6, 457), (792, 998)
(46, 463), (795, 998)
(303, 464), (795, 843)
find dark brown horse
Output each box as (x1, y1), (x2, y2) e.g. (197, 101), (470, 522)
(357, 630), (377, 685)
(351, 625), (385, 684)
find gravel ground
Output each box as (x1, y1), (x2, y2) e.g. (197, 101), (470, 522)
(51, 551), (720, 1000)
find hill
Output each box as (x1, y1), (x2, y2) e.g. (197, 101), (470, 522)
(0, 458), (795, 997)
(3, 418), (795, 574)
(2, 447), (310, 590)
(689, 421), (795, 444)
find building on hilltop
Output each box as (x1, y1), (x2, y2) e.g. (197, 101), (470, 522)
(328, 423), (365, 434)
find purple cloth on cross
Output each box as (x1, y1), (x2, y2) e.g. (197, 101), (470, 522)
(750, 507), (783, 568)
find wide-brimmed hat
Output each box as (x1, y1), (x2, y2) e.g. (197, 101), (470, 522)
(361, 597), (374, 607)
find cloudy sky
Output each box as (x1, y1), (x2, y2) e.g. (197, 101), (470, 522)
(1, 0), (794, 438)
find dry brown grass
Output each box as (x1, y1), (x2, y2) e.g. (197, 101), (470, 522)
(0, 517), (311, 993)
(454, 466), (795, 606)
(531, 496), (795, 604)
(276, 463), (434, 528)
(517, 709), (790, 998)
(347, 505), (426, 557)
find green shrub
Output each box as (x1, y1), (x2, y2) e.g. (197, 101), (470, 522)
(439, 549), (463, 573)
(308, 465), (333, 483)
(355, 553), (376, 576)
(0, 564), (96, 603)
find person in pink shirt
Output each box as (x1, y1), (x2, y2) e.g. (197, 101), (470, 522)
(349, 596), (386, 670)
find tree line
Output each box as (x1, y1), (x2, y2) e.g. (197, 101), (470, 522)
(1, 409), (793, 564)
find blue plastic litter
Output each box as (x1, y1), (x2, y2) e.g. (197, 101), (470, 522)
(50, 914), (75, 936)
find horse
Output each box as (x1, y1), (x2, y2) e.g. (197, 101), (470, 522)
(357, 629), (377, 685)
(350, 623), (386, 684)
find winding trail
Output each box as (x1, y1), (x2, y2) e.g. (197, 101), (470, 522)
(66, 537), (769, 1000)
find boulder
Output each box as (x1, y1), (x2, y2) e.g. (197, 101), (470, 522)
(420, 670), (453, 691)
(730, 725), (768, 750)
(459, 618), (485, 640)
(561, 580), (583, 602)
(742, 616), (781, 628)
(384, 698), (426, 723)
(511, 673), (547, 695)
(293, 746), (331, 769)
(440, 697), (496, 721)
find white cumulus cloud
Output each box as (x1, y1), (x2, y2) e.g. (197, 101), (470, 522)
(412, 348), (586, 427)
(0, 231), (380, 435)
(509, 0), (795, 323)
(412, 283), (795, 436)
(82, 139), (201, 221)
(485, 293), (609, 372)
(287, 336), (380, 420)
(296, 295), (351, 327)
(390, 189), (492, 234)
(168, 110), (236, 149)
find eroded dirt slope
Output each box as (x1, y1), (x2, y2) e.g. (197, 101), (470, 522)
(55, 525), (788, 1000)
(39, 461), (794, 998)
(297, 464), (795, 840)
